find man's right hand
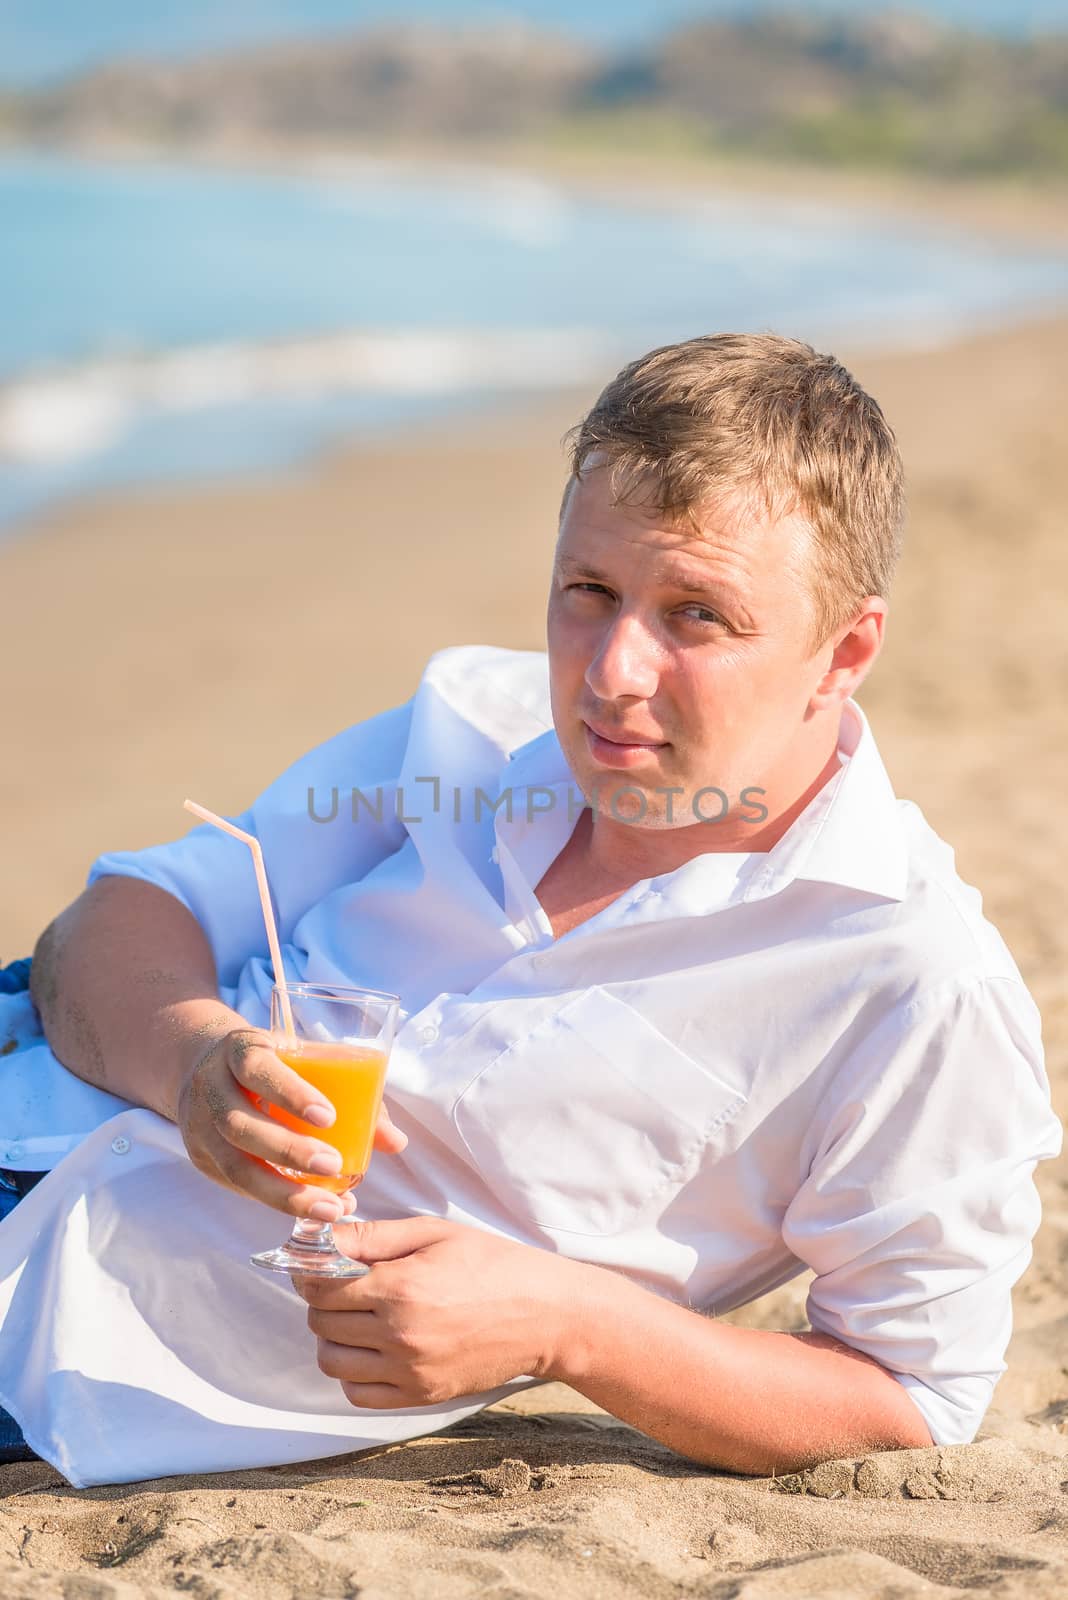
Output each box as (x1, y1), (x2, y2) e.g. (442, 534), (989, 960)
(176, 1029), (408, 1221)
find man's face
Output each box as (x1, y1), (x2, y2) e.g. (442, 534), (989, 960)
(547, 467), (837, 829)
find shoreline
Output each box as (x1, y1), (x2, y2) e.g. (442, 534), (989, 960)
(3, 138), (1067, 548)
(6, 131), (1068, 251)
(2, 292), (1065, 560)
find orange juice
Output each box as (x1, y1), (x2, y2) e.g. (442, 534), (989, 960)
(267, 1040), (388, 1193)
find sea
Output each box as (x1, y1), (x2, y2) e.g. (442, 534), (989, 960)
(3, 147), (1068, 535)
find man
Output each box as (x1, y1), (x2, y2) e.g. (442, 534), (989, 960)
(0, 333), (1060, 1488)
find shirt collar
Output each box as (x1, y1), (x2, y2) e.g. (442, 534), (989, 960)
(493, 731), (580, 904)
(754, 696), (908, 904)
(497, 695), (907, 912)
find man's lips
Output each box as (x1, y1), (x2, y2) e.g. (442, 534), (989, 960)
(583, 721), (668, 771)
(582, 720), (669, 750)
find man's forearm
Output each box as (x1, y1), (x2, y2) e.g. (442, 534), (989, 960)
(30, 877), (245, 1123)
(546, 1265), (934, 1476)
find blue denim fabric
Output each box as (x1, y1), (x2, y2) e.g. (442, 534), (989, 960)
(0, 1404), (31, 1462)
(0, 1178), (19, 1224)
(0, 958), (32, 996)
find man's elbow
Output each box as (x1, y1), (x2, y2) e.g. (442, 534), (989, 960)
(791, 1332), (938, 1460)
(857, 1354), (938, 1452)
(29, 882), (117, 1026)
(887, 1397), (936, 1451)
(843, 1370), (937, 1461)
(760, 1402), (934, 1480)
(28, 915), (63, 1023)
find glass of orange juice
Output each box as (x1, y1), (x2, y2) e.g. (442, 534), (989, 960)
(250, 981), (400, 1279)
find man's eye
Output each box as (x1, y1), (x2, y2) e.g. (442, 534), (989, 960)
(679, 604), (724, 626)
(569, 582), (611, 597)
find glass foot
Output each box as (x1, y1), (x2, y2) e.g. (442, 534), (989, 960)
(250, 1217), (369, 1278)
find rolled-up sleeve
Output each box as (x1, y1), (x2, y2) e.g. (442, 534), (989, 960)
(86, 701), (413, 990)
(781, 974), (1063, 1446)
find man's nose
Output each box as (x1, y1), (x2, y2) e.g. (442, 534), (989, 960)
(585, 612), (660, 701)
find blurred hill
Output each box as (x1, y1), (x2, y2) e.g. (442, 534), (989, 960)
(3, 8), (1068, 177)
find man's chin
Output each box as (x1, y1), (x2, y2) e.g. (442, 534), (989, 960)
(577, 772), (691, 831)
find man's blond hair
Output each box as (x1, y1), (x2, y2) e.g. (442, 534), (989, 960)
(563, 332), (905, 655)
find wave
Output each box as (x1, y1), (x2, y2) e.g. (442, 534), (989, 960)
(0, 327), (620, 466)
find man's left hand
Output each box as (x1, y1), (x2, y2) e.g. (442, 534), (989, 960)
(292, 1217), (586, 1409)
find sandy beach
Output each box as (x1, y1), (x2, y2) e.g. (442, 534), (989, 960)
(2, 284), (1067, 1590)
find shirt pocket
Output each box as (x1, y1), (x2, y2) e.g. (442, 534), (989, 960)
(451, 985), (748, 1237)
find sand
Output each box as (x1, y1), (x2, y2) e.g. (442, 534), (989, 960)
(2, 288), (1068, 1590)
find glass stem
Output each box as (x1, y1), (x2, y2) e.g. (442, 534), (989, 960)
(289, 1218), (335, 1249)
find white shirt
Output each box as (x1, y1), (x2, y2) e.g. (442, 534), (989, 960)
(0, 645), (1060, 1486)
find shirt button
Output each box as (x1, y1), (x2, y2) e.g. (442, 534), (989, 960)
(419, 1025), (439, 1046)
(111, 1136), (131, 1155)
(8, 1144), (23, 1162)
(490, 846), (500, 865)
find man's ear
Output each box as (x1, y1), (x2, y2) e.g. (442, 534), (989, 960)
(810, 599), (888, 710)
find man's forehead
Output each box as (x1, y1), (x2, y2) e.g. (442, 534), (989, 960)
(556, 548), (735, 588)
(557, 472), (812, 588)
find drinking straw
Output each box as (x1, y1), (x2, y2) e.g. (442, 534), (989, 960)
(182, 799), (296, 1040)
